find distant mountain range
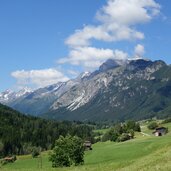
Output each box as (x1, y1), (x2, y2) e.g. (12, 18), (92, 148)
(1, 58), (171, 121)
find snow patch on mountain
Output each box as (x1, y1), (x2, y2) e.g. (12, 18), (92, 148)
(0, 87), (33, 104)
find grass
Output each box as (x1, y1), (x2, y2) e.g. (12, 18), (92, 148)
(1, 123), (171, 171)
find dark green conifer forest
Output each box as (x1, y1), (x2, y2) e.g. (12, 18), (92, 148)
(0, 103), (93, 158)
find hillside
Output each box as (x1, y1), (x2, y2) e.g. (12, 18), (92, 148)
(1, 59), (171, 122)
(2, 122), (171, 171)
(44, 59), (171, 121)
(0, 103), (93, 157)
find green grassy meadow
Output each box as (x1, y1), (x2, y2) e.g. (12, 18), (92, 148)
(1, 122), (171, 171)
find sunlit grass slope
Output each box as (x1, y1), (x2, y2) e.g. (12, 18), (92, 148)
(1, 123), (171, 171)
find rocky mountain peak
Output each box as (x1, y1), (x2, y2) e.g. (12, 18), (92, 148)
(153, 60), (166, 67)
(0, 87), (32, 103)
(16, 87), (33, 97)
(76, 71), (91, 80)
(0, 89), (14, 102)
(127, 59), (153, 70)
(1, 58), (170, 121)
(99, 59), (122, 72)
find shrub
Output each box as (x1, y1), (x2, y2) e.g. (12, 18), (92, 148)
(128, 129), (134, 138)
(147, 122), (158, 130)
(117, 133), (131, 142)
(0, 159), (7, 165)
(31, 147), (40, 158)
(162, 118), (171, 124)
(49, 135), (84, 167)
(101, 121), (138, 142)
(126, 120), (141, 132)
(101, 128), (119, 142)
(94, 137), (101, 143)
(0, 141), (3, 158)
(13, 155), (17, 161)
(101, 132), (110, 142)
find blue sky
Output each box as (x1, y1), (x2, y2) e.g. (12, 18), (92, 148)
(0, 0), (171, 92)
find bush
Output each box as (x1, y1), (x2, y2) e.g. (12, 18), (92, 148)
(13, 155), (17, 161)
(0, 159), (7, 165)
(49, 135), (84, 167)
(117, 133), (131, 142)
(22, 143), (33, 155)
(101, 132), (111, 142)
(31, 147), (40, 158)
(162, 118), (171, 124)
(128, 129), (134, 138)
(101, 128), (119, 142)
(0, 141), (3, 158)
(147, 122), (158, 130)
(126, 120), (141, 132)
(94, 137), (101, 143)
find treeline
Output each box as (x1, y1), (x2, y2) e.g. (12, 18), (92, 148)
(0, 104), (94, 158)
(101, 120), (141, 142)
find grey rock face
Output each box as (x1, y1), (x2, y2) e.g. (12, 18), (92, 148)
(1, 58), (170, 121)
(50, 59), (165, 112)
(0, 88), (32, 104)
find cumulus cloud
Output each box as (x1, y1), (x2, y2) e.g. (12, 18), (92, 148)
(96, 0), (160, 24)
(57, 47), (128, 70)
(11, 0), (161, 90)
(11, 68), (69, 89)
(134, 44), (145, 58)
(60, 0), (160, 70)
(66, 0), (160, 47)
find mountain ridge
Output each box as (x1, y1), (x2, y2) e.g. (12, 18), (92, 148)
(1, 58), (171, 121)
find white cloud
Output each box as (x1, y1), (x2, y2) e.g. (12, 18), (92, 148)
(11, 68), (69, 89)
(65, 0), (160, 47)
(10, 0), (161, 90)
(134, 44), (145, 58)
(96, 0), (160, 25)
(61, 0), (160, 71)
(57, 47), (128, 70)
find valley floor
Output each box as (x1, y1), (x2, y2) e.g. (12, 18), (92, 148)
(1, 123), (171, 171)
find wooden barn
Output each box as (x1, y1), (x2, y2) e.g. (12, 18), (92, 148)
(84, 141), (92, 150)
(153, 127), (168, 136)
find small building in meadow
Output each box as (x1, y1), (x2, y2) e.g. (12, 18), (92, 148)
(153, 127), (168, 136)
(84, 141), (92, 150)
(3, 156), (16, 163)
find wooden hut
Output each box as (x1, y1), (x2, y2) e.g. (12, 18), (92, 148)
(153, 127), (167, 136)
(84, 141), (92, 150)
